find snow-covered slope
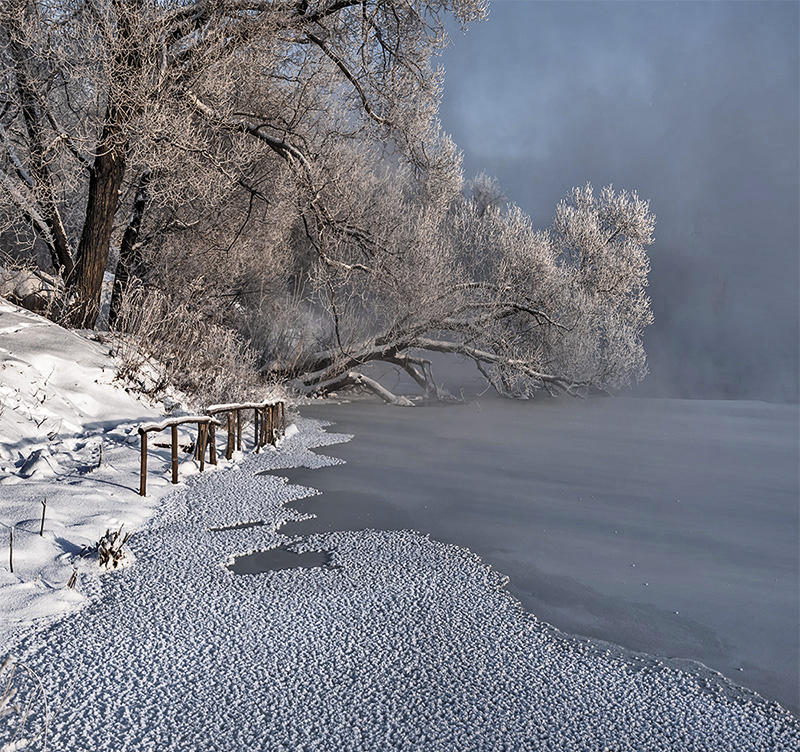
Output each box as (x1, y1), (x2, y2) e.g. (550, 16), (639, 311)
(0, 298), (203, 637)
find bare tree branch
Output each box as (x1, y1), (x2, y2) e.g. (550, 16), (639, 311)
(306, 30), (391, 126)
(303, 369), (413, 406)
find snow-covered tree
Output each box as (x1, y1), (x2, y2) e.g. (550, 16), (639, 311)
(272, 166), (655, 402)
(0, 0), (487, 326)
(0, 0), (654, 403)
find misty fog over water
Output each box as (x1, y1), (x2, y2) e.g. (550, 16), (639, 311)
(440, 1), (799, 402)
(401, 0), (799, 710)
(288, 397), (799, 713)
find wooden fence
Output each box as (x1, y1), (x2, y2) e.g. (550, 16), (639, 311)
(137, 400), (286, 496)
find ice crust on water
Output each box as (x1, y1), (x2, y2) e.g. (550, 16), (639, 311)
(2, 418), (798, 751)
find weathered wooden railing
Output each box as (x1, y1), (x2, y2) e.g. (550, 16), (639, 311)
(206, 400), (286, 458)
(137, 399), (286, 496)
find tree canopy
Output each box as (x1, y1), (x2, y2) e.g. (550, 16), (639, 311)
(0, 0), (654, 404)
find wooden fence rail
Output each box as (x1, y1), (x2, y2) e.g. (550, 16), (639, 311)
(137, 400), (286, 496)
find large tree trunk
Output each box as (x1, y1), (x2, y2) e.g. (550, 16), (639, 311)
(68, 116), (127, 327)
(68, 0), (141, 328)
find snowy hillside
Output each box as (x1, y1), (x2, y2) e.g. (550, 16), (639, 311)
(0, 298), (208, 636)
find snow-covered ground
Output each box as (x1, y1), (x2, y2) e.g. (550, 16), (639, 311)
(0, 298), (234, 637)
(1, 298), (798, 749)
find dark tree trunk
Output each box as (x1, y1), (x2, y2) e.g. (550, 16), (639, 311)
(68, 115), (128, 327)
(109, 170), (150, 329)
(68, 0), (142, 328)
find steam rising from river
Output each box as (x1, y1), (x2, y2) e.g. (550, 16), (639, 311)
(440, 1), (799, 401)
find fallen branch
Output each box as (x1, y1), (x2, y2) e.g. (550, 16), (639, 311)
(304, 370), (413, 406)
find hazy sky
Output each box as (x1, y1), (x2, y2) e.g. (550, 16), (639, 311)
(439, 0), (799, 401)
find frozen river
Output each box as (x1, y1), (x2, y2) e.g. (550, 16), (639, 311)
(4, 401), (797, 749)
(291, 397), (799, 713)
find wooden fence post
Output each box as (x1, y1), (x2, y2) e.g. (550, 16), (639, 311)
(131, 403), (285, 492)
(198, 423), (206, 472)
(171, 424), (179, 484)
(268, 404), (275, 445)
(209, 422), (217, 465)
(139, 428), (147, 496)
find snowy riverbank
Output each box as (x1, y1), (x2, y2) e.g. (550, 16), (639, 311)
(0, 298), (286, 640)
(2, 415), (798, 749)
(0, 299), (247, 640)
(1, 298), (798, 749)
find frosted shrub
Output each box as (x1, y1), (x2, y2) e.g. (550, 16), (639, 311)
(111, 284), (263, 407)
(96, 526), (130, 569)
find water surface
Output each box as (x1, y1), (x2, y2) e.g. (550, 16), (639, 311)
(227, 546), (331, 573)
(289, 396), (799, 712)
